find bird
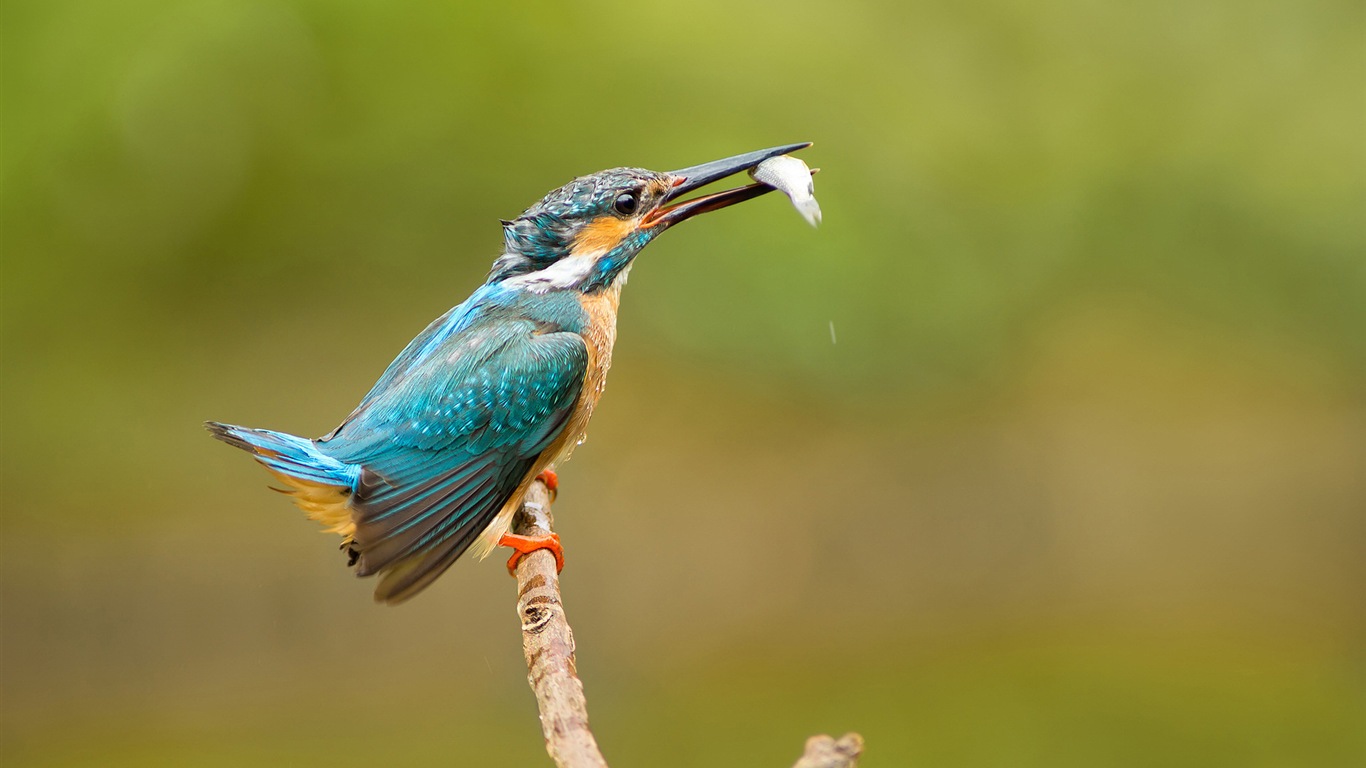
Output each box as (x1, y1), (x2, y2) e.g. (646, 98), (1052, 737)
(207, 143), (813, 604)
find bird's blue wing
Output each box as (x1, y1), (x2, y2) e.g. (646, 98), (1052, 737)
(316, 315), (587, 603)
(328, 283), (509, 435)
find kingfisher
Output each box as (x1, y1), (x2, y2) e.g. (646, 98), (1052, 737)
(207, 143), (812, 603)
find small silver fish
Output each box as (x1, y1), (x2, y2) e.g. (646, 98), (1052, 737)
(750, 155), (821, 227)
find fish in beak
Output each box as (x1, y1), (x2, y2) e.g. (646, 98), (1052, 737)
(642, 142), (813, 228)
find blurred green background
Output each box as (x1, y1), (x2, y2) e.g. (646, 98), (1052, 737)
(3, 0), (1363, 765)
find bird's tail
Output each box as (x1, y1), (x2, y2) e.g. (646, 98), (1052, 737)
(206, 421), (363, 541)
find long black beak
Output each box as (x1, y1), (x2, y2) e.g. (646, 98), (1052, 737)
(643, 142), (812, 229)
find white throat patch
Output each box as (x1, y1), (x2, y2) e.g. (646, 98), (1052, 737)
(502, 248), (605, 294)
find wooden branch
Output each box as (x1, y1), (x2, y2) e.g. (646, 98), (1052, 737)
(511, 479), (608, 768)
(509, 477), (863, 768)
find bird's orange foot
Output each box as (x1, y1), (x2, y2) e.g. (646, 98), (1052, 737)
(536, 468), (558, 500)
(499, 532), (564, 576)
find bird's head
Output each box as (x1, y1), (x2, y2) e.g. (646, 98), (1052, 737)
(488, 143), (811, 293)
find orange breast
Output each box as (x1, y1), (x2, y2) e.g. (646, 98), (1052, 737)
(550, 284), (622, 463)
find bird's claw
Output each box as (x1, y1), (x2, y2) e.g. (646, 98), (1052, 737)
(536, 468), (558, 500)
(498, 532), (564, 576)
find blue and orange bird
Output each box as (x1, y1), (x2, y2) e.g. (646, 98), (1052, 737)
(208, 143), (812, 603)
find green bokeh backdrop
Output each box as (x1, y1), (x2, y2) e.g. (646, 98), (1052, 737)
(2, 1), (1363, 766)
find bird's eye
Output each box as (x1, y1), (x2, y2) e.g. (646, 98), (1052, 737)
(613, 191), (639, 216)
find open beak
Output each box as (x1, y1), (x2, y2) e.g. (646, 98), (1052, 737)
(642, 142), (812, 229)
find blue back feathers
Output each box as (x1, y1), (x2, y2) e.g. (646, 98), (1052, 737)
(208, 285), (593, 603)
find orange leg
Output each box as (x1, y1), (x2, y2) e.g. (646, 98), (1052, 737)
(498, 532), (564, 576)
(536, 468), (558, 500)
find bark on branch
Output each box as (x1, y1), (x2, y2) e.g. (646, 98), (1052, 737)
(511, 479), (607, 768)
(509, 477), (864, 768)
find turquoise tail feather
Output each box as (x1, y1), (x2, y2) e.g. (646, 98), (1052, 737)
(205, 421), (361, 491)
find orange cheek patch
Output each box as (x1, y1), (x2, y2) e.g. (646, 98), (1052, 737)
(573, 215), (636, 255)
